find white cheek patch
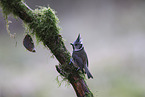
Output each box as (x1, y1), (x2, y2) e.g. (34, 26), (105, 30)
(74, 46), (84, 51)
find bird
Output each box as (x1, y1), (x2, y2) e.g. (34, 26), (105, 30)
(70, 34), (93, 79)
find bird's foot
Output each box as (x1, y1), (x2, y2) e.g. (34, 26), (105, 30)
(69, 58), (73, 64)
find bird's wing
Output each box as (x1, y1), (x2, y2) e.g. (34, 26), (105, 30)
(72, 53), (84, 70)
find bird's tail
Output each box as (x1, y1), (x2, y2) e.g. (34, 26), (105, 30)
(84, 66), (93, 79)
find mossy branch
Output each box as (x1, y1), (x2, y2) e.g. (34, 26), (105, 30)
(0, 0), (93, 97)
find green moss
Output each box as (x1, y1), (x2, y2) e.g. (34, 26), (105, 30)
(56, 62), (85, 81)
(27, 6), (61, 46)
(56, 75), (71, 87)
(0, 0), (21, 17)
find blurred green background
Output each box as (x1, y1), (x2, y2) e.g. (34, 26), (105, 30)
(1, 0), (145, 97)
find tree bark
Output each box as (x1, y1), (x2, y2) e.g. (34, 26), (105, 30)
(0, 0), (93, 97)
